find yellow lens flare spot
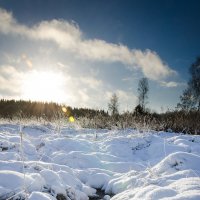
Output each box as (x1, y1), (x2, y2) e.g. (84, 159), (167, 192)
(69, 116), (75, 122)
(62, 106), (71, 117)
(62, 107), (67, 113)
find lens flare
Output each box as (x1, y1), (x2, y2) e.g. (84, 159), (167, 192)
(62, 106), (72, 117)
(69, 116), (75, 122)
(62, 107), (67, 113)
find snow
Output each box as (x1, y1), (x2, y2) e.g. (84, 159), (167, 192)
(0, 122), (199, 199)
(28, 192), (56, 200)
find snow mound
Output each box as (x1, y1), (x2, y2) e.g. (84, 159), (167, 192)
(28, 192), (56, 200)
(0, 123), (199, 199)
(153, 152), (200, 174)
(111, 177), (200, 200)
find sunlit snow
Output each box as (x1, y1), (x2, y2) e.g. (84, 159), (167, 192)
(0, 122), (199, 200)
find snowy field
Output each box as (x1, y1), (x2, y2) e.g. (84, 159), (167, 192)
(0, 122), (200, 200)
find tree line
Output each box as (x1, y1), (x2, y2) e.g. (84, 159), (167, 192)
(0, 99), (108, 120)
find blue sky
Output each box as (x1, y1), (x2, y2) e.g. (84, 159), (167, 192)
(0, 0), (200, 112)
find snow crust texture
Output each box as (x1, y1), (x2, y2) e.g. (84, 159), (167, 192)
(0, 123), (199, 200)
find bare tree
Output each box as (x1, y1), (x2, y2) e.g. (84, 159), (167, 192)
(189, 57), (200, 110)
(108, 93), (119, 116)
(177, 89), (196, 111)
(138, 77), (149, 111)
(178, 57), (200, 111)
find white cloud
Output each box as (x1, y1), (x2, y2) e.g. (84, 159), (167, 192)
(80, 77), (102, 89)
(21, 54), (33, 68)
(63, 76), (106, 108)
(0, 8), (28, 35)
(117, 90), (137, 110)
(78, 89), (90, 102)
(132, 49), (176, 80)
(57, 62), (65, 68)
(0, 7), (176, 81)
(0, 65), (24, 97)
(3, 53), (33, 69)
(160, 81), (186, 88)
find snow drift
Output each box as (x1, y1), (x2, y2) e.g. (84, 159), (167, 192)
(0, 123), (199, 200)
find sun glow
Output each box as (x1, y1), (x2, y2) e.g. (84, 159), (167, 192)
(22, 70), (67, 103)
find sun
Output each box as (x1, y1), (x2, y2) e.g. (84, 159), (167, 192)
(22, 70), (67, 103)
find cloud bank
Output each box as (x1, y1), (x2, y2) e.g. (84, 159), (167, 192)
(0, 7), (176, 81)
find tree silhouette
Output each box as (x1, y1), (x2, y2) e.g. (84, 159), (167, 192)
(108, 93), (119, 116)
(178, 57), (200, 111)
(137, 77), (149, 111)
